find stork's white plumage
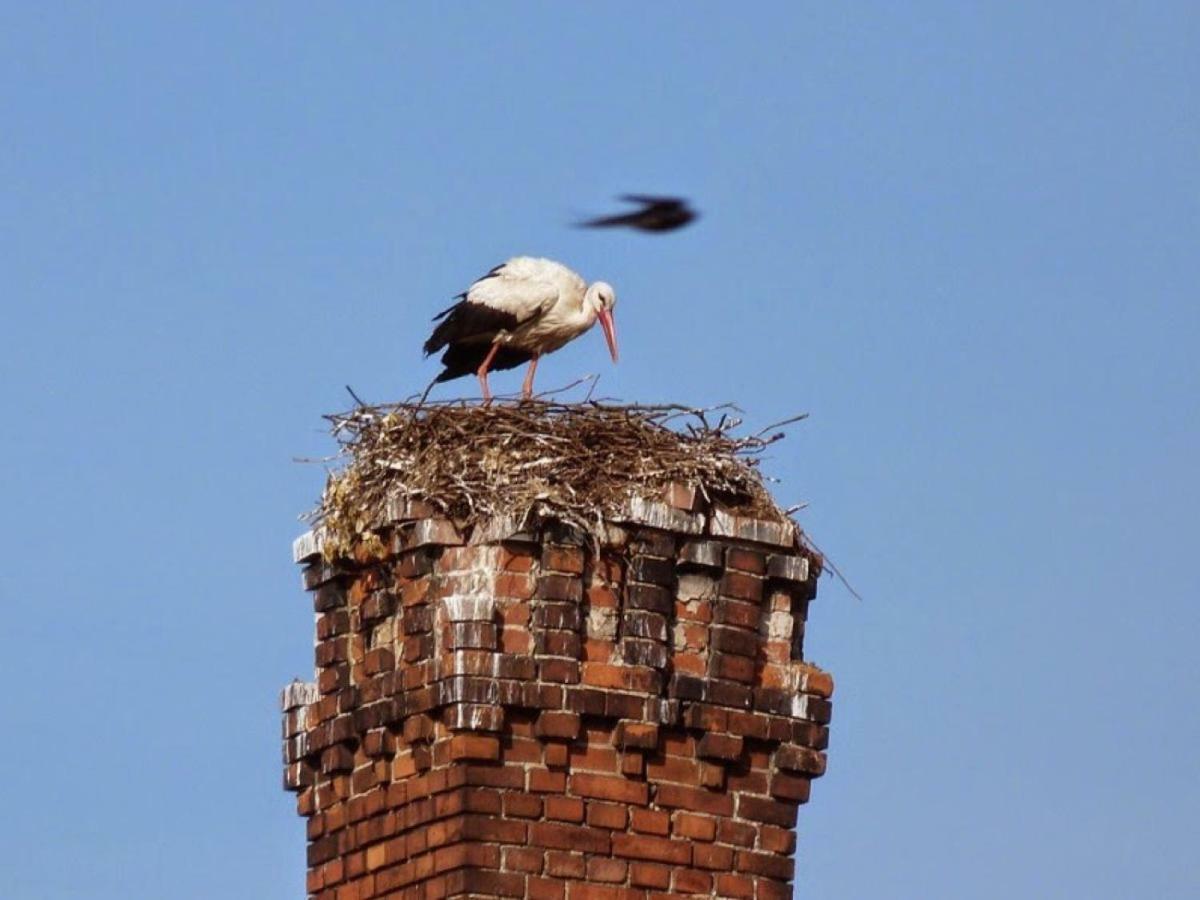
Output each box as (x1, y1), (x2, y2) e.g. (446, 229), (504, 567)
(423, 257), (618, 401)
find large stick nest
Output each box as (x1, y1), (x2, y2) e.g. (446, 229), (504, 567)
(312, 399), (806, 557)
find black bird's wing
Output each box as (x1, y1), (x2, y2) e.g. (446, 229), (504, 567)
(577, 210), (649, 228)
(577, 195), (697, 231)
(619, 194), (686, 209)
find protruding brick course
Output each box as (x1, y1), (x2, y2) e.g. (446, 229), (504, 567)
(284, 494), (831, 898)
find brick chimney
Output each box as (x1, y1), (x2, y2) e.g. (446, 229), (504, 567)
(284, 491), (831, 899)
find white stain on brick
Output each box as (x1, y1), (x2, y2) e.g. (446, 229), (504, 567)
(766, 610), (794, 641)
(677, 573), (717, 601)
(442, 596), (497, 622)
(588, 608), (618, 640)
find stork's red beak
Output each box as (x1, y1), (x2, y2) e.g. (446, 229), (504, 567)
(598, 308), (618, 363)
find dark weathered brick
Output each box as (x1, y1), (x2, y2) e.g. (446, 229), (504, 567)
(710, 626), (759, 658)
(624, 583), (673, 614)
(627, 555), (675, 586)
(537, 573), (583, 602)
(621, 610), (668, 642)
(533, 602), (583, 631)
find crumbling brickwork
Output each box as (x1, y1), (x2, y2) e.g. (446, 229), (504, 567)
(284, 491), (831, 899)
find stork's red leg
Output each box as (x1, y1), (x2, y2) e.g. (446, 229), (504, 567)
(476, 342), (501, 403)
(521, 355), (540, 399)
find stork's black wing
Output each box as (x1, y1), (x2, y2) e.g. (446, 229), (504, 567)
(424, 300), (543, 355)
(432, 343), (534, 384)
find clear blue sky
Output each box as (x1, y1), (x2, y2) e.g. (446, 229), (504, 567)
(2, 3), (1197, 898)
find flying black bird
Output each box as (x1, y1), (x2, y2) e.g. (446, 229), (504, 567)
(578, 195), (698, 233)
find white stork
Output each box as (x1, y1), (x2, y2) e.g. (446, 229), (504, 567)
(422, 256), (618, 401)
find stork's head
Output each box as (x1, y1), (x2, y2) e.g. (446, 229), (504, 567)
(585, 281), (619, 363)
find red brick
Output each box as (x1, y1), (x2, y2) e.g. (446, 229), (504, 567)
(769, 772), (812, 803)
(464, 764), (524, 789)
(544, 741), (570, 768)
(715, 599), (761, 630)
(717, 818), (757, 847)
(759, 824), (797, 855)
(504, 846), (545, 874)
(756, 879), (793, 900)
(720, 570), (763, 602)
(572, 772), (650, 805)
(586, 801), (628, 829)
(726, 709), (770, 740)
(775, 743), (827, 776)
(672, 812), (716, 841)
(545, 795), (586, 822)
(654, 783), (733, 816)
(568, 885), (647, 900)
(546, 851), (587, 878)
(715, 873), (756, 898)
(682, 704), (727, 732)
(612, 833), (691, 865)
(568, 741), (620, 772)
(799, 665), (835, 698)
(586, 584), (618, 609)
(673, 869), (713, 893)
(531, 822), (611, 854)
(463, 787), (502, 815)
(542, 545), (586, 574)
(620, 753), (645, 777)
(737, 794), (798, 828)
(528, 876), (567, 900)
(699, 762), (726, 790)
(530, 769), (568, 793)
(696, 734), (739, 763)
(630, 807), (671, 835)
(462, 869), (527, 897)
(503, 792), (543, 818)
(446, 734), (499, 761)
(540, 657), (581, 684)
(613, 721), (659, 751)
(725, 768), (768, 795)
(586, 857), (628, 883)
(495, 572), (535, 599)
(645, 754), (701, 785)
(499, 547), (536, 573)
(725, 547), (767, 574)
(712, 651), (757, 683)
(462, 813), (527, 844)
(536, 711), (582, 740)
(629, 862), (672, 889)
(500, 627), (533, 653)
(736, 850), (794, 880)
